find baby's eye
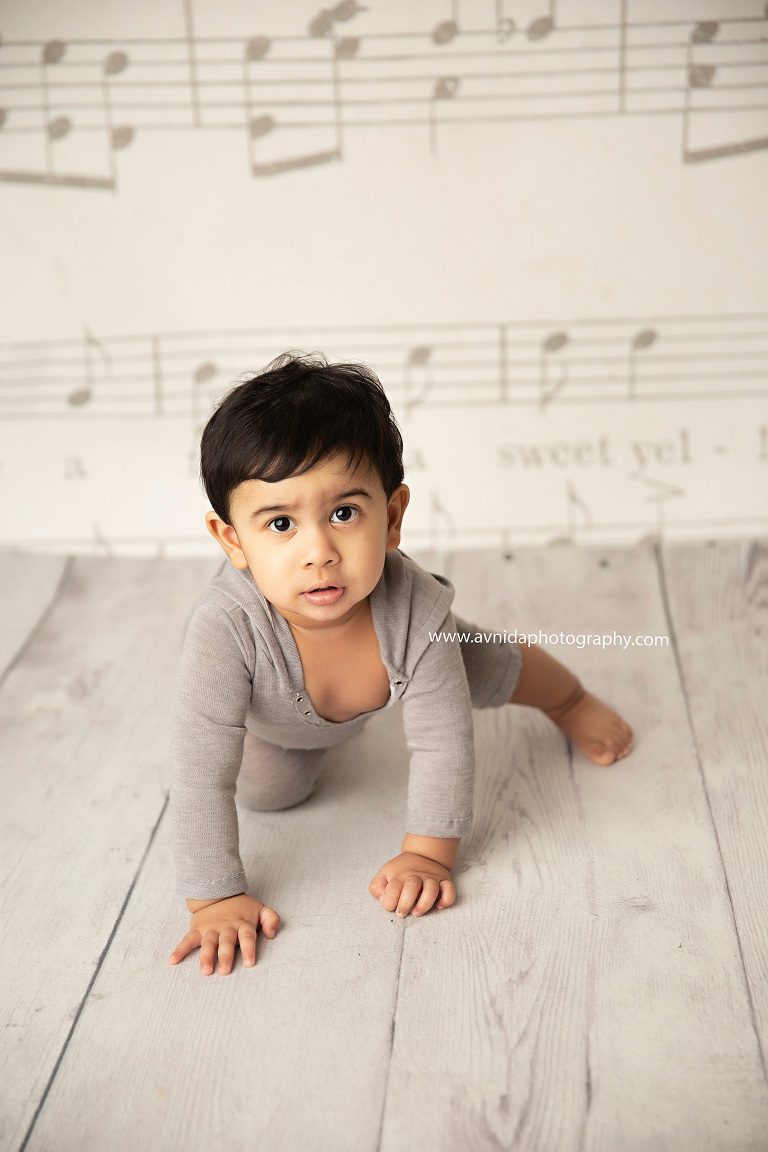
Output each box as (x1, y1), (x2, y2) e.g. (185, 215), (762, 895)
(330, 505), (358, 524)
(267, 516), (296, 534)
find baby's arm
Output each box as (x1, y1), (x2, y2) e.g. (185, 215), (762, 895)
(369, 611), (474, 918)
(369, 833), (460, 917)
(167, 603), (281, 974)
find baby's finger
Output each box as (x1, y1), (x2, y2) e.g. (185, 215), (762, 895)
(200, 930), (220, 976)
(259, 905), (281, 939)
(238, 923), (258, 967)
(411, 877), (441, 917)
(168, 930), (201, 965)
(396, 875), (424, 918)
(368, 871), (388, 900)
(435, 879), (456, 909)
(381, 878), (404, 913)
(217, 928), (239, 975)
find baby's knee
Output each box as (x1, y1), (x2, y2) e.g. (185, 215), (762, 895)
(236, 776), (319, 813)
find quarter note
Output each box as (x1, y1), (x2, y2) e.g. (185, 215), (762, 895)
(404, 345), (433, 413)
(432, 21), (459, 46)
(429, 76), (460, 154)
(191, 362), (218, 437)
(627, 327), (657, 400)
(429, 491), (456, 577)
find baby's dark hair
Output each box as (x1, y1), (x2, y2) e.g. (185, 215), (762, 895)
(200, 351), (404, 525)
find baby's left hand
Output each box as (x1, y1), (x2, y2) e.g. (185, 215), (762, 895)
(368, 852), (456, 918)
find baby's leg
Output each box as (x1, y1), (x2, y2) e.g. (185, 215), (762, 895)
(235, 731), (326, 811)
(508, 642), (633, 765)
(454, 614), (632, 766)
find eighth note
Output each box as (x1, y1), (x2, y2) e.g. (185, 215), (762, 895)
(539, 330), (569, 409)
(69, 326), (110, 407)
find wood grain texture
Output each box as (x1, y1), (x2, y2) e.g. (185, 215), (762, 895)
(661, 539), (768, 1074)
(378, 545), (768, 1151)
(24, 705), (409, 1152)
(0, 556), (219, 1152)
(3, 546), (768, 1152)
(0, 552), (69, 680)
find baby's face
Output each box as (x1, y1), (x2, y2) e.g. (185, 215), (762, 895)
(206, 454), (409, 631)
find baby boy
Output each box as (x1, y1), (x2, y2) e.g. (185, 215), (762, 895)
(168, 352), (633, 976)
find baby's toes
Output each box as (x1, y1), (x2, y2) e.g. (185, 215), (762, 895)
(579, 739), (618, 766)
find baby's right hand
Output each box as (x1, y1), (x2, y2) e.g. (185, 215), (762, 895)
(168, 893), (280, 976)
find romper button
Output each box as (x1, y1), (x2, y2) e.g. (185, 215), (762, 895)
(296, 695), (303, 702)
(394, 680), (403, 685)
(304, 710), (311, 716)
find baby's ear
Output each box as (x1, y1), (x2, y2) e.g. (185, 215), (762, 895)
(205, 511), (248, 568)
(386, 484), (410, 549)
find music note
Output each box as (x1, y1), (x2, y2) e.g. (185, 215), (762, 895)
(243, 35), (342, 176)
(628, 327), (657, 400)
(527, 13), (555, 42)
(682, 18), (768, 163)
(494, 2), (516, 45)
(429, 491), (456, 577)
(335, 37), (360, 59)
(429, 76), (460, 154)
(539, 331), (569, 409)
(69, 327), (110, 407)
(92, 522), (114, 557)
(191, 361), (218, 435)
(638, 474), (685, 539)
(432, 21), (459, 46)
(40, 39), (67, 177)
(309, 2), (366, 38)
(565, 481), (592, 539)
(404, 345), (433, 413)
(102, 50), (134, 187)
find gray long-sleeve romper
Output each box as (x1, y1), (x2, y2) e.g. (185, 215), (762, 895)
(169, 549), (522, 900)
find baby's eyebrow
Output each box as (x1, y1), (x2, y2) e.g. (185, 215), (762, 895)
(250, 489), (372, 519)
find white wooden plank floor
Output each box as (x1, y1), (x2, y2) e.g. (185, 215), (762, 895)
(1, 542), (766, 1152)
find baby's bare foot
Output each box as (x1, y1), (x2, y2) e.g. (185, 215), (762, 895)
(546, 688), (634, 766)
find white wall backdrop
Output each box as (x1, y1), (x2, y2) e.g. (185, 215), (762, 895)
(0, 0), (766, 558)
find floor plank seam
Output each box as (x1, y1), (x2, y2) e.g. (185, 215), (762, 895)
(374, 921), (407, 1152)
(656, 542), (768, 1092)
(0, 556), (74, 691)
(15, 792), (170, 1152)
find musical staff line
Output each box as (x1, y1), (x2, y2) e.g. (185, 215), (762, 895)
(1, 312), (767, 419)
(0, 7), (765, 187)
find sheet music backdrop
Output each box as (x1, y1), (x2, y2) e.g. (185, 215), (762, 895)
(1, 0), (766, 557)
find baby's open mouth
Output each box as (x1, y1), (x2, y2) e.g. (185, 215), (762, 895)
(302, 585), (345, 604)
